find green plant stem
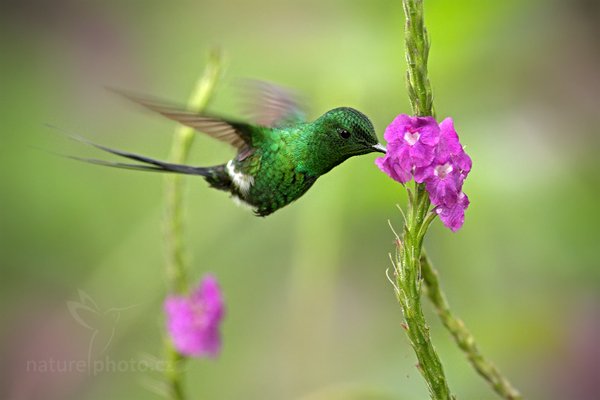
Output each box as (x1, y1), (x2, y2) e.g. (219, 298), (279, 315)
(400, 2), (523, 399)
(391, 184), (451, 400)
(164, 50), (222, 294)
(394, 1), (452, 398)
(420, 253), (523, 400)
(163, 50), (223, 400)
(403, 0), (434, 118)
(164, 346), (185, 400)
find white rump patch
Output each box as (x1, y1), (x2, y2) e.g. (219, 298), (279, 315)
(226, 160), (255, 195)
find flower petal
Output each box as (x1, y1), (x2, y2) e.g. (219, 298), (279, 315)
(409, 142), (436, 168)
(414, 116), (441, 146)
(414, 165), (433, 183)
(383, 114), (413, 142)
(436, 192), (470, 232)
(375, 143), (413, 184)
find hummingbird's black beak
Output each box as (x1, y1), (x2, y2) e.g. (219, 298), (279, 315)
(372, 143), (387, 153)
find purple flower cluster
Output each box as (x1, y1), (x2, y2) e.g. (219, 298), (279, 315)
(164, 275), (225, 358)
(376, 115), (471, 231)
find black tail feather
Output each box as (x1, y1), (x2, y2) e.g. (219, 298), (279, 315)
(65, 155), (182, 173)
(45, 124), (210, 176)
(72, 141), (208, 175)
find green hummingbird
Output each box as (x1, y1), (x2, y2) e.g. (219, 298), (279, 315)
(75, 82), (386, 216)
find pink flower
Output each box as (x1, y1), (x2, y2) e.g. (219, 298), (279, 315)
(375, 114), (440, 183)
(436, 192), (470, 232)
(415, 161), (463, 206)
(164, 275), (225, 358)
(377, 114), (472, 231)
(436, 118), (471, 173)
(414, 118), (471, 208)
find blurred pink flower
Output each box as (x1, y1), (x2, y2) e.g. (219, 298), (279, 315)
(164, 275), (225, 358)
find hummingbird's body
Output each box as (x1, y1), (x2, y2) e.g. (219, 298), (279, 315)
(76, 83), (386, 216)
(208, 125), (319, 216)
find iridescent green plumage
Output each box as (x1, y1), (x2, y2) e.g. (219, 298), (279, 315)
(77, 83), (386, 216)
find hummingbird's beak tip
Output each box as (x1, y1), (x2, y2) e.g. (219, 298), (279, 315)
(373, 143), (387, 153)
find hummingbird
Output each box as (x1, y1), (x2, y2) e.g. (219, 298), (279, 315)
(73, 82), (386, 216)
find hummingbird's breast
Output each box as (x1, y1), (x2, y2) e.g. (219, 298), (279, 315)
(226, 127), (317, 216)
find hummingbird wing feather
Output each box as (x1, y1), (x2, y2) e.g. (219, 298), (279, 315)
(111, 89), (254, 149)
(240, 80), (306, 128)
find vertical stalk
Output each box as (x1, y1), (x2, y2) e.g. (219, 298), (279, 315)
(403, 0), (434, 118)
(399, 2), (524, 399)
(392, 1), (452, 399)
(163, 50), (222, 400)
(392, 186), (451, 400)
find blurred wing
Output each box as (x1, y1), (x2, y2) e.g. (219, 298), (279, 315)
(240, 80), (307, 128)
(112, 89), (254, 149)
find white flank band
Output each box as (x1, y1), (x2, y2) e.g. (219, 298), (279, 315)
(226, 160), (255, 195)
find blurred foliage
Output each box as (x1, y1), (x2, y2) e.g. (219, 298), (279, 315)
(1, 0), (599, 399)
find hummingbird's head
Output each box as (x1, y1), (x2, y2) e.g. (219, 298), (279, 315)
(305, 107), (385, 175)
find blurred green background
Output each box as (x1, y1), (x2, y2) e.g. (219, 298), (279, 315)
(1, 0), (599, 399)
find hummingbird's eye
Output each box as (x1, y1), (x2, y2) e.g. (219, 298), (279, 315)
(338, 128), (351, 139)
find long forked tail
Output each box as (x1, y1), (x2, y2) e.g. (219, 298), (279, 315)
(48, 124), (213, 176)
